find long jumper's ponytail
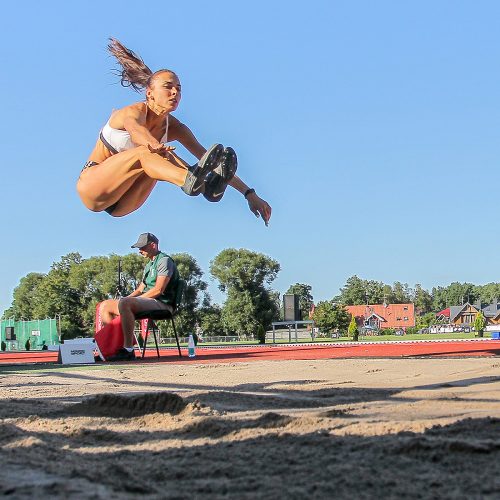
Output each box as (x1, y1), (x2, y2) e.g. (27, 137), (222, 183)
(107, 38), (154, 92)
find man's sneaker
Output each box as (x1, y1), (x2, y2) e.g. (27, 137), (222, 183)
(204, 147), (238, 202)
(181, 144), (224, 196)
(108, 348), (136, 362)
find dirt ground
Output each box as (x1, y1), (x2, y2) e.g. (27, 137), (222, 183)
(0, 357), (499, 499)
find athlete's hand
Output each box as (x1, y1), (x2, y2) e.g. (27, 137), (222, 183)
(247, 192), (272, 226)
(148, 143), (175, 158)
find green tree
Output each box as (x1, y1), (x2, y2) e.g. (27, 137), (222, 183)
(476, 283), (500, 304)
(416, 312), (437, 329)
(337, 276), (386, 305)
(336, 276), (366, 305)
(28, 253), (84, 338)
(210, 249), (280, 336)
(313, 301), (350, 335)
(285, 283), (314, 320)
(347, 315), (358, 338)
(473, 311), (486, 338)
(432, 282), (478, 311)
(68, 255), (119, 333)
(391, 281), (411, 303)
(154, 253), (210, 337)
(413, 284), (433, 314)
(198, 304), (224, 336)
(170, 253), (209, 334)
(3, 253), (145, 338)
(2, 272), (45, 319)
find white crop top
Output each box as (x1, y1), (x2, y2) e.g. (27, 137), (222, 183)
(100, 114), (169, 153)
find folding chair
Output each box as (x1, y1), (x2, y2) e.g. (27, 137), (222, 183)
(134, 279), (185, 359)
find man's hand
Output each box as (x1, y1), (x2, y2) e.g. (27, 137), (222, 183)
(247, 192), (272, 226)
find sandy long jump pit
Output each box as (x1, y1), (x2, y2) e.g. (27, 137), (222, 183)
(0, 356), (499, 498)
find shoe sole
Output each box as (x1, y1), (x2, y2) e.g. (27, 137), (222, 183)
(204, 147), (238, 202)
(190, 144), (224, 195)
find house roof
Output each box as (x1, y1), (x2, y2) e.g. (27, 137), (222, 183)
(449, 305), (465, 322)
(345, 303), (415, 328)
(366, 312), (386, 322)
(436, 308), (450, 318)
(449, 303), (480, 322)
(482, 303), (500, 318)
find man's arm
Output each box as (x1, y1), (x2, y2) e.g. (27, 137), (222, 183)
(139, 255), (173, 299)
(127, 282), (145, 297)
(139, 275), (170, 299)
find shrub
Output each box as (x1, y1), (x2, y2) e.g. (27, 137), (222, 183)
(25, 339), (30, 351)
(379, 328), (395, 336)
(347, 316), (357, 338)
(256, 324), (266, 344)
(1, 341), (6, 351)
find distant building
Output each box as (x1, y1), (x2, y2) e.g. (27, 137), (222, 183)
(345, 303), (415, 330)
(436, 299), (500, 327)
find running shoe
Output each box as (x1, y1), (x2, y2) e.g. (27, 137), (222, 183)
(203, 147), (238, 202)
(181, 144), (224, 196)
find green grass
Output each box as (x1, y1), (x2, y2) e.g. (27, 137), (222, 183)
(357, 332), (489, 341)
(154, 331), (492, 347)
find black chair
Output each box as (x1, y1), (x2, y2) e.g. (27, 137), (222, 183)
(134, 279), (185, 359)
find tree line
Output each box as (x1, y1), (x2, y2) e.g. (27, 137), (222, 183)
(4, 253), (500, 338)
(2, 249), (280, 339)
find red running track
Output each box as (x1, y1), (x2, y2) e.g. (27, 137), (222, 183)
(0, 340), (499, 366)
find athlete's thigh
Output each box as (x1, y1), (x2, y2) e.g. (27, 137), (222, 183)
(78, 147), (148, 197)
(109, 174), (157, 217)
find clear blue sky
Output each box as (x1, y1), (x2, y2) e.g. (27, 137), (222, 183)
(1, 0), (499, 314)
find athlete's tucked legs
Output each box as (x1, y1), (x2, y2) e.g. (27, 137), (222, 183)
(77, 146), (188, 213)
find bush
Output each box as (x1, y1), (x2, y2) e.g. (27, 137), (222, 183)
(352, 330), (359, 342)
(379, 328), (395, 336)
(256, 324), (266, 344)
(25, 339), (30, 351)
(1, 341), (6, 351)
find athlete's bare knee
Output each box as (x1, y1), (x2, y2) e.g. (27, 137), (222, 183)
(100, 299), (119, 323)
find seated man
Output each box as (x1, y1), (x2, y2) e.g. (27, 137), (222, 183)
(99, 232), (179, 361)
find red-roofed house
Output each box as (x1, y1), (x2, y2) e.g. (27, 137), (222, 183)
(436, 308), (450, 321)
(345, 303), (415, 331)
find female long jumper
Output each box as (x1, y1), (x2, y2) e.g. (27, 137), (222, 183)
(77, 39), (271, 224)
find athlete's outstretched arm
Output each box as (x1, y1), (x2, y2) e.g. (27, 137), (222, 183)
(170, 117), (272, 225)
(228, 174), (272, 225)
(168, 116), (206, 158)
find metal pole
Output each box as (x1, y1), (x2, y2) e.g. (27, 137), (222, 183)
(272, 324), (276, 344)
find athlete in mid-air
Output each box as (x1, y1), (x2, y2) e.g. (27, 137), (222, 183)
(77, 38), (271, 224)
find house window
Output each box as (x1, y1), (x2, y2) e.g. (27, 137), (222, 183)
(403, 306), (408, 311)
(396, 317), (401, 321)
(404, 316), (408, 321)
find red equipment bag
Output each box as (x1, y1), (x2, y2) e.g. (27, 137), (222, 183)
(94, 317), (125, 360)
(94, 302), (145, 360)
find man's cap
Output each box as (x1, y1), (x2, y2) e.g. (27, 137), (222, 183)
(131, 232), (159, 248)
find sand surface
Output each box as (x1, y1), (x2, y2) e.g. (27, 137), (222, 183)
(0, 357), (499, 498)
